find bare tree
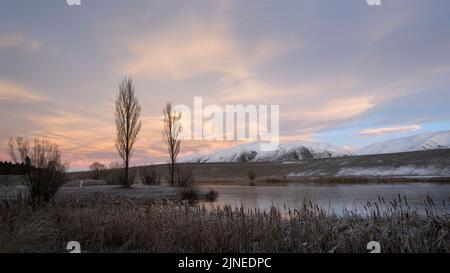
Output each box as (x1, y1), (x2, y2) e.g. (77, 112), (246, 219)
(89, 162), (106, 180)
(7, 137), (68, 206)
(8, 137), (28, 164)
(115, 77), (142, 187)
(162, 102), (181, 186)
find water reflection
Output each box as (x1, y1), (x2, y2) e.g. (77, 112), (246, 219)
(199, 183), (450, 216)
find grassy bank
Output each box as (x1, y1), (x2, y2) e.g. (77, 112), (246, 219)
(0, 184), (218, 204)
(0, 196), (448, 253)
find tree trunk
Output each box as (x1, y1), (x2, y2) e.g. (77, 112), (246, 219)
(171, 159), (175, 186)
(125, 154), (129, 187)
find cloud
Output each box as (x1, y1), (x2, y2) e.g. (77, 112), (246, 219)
(2, 1), (450, 168)
(360, 12), (411, 43)
(0, 79), (46, 102)
(120, 20), (298, 81)
(286, 96), (376, 123)
(358, 125), (422, 137)
(121, 22), (234, 80)
(220, 77), (280, 102)
(0, 33), (42, 52)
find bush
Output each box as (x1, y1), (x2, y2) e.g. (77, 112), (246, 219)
(7, 137), (68, 205)
(105, 162), (124, 185)
(178, 187), (199, 204)
(88, 162), (106, 180)
(248, 171), (256, 186)
(126, 170), (136, 186)
(205, 189), (219, 202)
(140, 166), (161, 185)
(248, 171), (256, 181)
(175, 166), (194, 188)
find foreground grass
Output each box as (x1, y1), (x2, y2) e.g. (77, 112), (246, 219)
(0, 196), (448, 253)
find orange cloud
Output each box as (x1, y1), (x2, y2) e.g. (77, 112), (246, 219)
(358, 125), (422, 137)
(0, 79), (46, 102)
(285, 96), (375, 123)
(0, 33), (42, 51)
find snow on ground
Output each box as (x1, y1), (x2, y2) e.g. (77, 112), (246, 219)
(288, 165), (450, 178)
(335, 166), (441, 177)
(359, 131), (450, 155)
(183, 131), (450, 163)
(183, 141), (351, 163)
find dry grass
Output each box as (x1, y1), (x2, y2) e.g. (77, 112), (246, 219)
(0, 196), (448, 253)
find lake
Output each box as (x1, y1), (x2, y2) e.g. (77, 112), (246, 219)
(198, 182), (450, 215)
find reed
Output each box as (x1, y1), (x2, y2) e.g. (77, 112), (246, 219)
(0, 195), (448, 253)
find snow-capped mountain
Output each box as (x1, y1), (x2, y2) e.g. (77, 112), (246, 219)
(183, 141), (351, 163)
(182, 131), (450, 163)
(359, 131), (450, 155)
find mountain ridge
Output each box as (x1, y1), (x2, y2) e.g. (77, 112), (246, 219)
(182, 130), (450, 163)
(359, 130), (450, 155)
(183, 141), (351, 163)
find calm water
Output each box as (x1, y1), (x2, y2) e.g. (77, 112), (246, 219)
(199, 183), (450, 215)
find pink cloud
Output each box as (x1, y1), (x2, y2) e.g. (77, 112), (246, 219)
(358, 125), (422, 137)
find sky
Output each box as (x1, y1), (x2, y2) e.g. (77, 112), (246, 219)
(1, 0), (450, 170)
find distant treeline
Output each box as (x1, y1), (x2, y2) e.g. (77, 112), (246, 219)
(0, 161), (31, 175)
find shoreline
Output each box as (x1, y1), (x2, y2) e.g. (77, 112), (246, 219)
(193, 176), (450, 186)
(0, 184), (216, 203)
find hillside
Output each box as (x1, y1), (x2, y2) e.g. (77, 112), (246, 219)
(359, 131), (450, 155)
(183, 141), (351, 163)
(126, 149), (450, 182)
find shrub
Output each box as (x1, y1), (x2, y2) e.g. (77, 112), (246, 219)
(204, 189), (219, 202)
(175, 166), (194, 188)
(7, 137), (68, 206)
(127, 170), (136, 186)
(106, 163), (137, 186)
(88, 162), (106, 180)
(105, 162), (124, 185)
(248, 171), (256, 181)
(248, 171), (256, 186)
(139, 166), (161, 185)
(178, 187), (199, 204)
